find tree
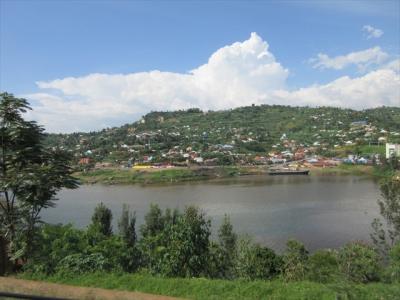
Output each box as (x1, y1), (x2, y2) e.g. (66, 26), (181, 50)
(217, 215), (237, 278)
(161, 206), (211, 277)
(282, 240), (309, 281)
(338, 242), (381, 283)
(234, 236), (281, 280)
(140, 203), (164, 237)
(139, 205), (211, 277)
(386, 242), (400, 283)
(118, 204), (137, 247)
(218, 215), (237, 255)
(90, 202), (113, 236)
(371, 179), (400, 257)
(307, 249), (339, 283)
(0, 92), (78, 264)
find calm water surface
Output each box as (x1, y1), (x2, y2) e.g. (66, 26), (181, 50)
(43, 175), (381, 251)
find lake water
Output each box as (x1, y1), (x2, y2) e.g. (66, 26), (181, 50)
(42, 175), (382, 252)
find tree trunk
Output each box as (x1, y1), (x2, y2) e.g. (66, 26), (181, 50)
(0, 235), (9, 275)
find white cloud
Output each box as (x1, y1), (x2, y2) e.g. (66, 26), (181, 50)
(270, 69), (400, 109)
(381, 58), (400, 73)
(25, 33), (399, 133)
(363, 25), (384, 39)
(310, 47), (389, 71)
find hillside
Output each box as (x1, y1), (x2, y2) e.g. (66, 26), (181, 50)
(44, 105), (400, 166)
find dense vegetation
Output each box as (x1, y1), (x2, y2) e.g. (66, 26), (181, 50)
(20, 273), (400, 300)
(0, 93), (77, 274)
(19, 178), (400, 286)
(44, 105), (400, 165)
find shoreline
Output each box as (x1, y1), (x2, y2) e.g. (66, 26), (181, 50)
(74, 164), (396, 185)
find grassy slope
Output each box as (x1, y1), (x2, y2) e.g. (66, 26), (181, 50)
(310, 164), (398, 179)
(20, 273), (400, 300)
(76, 168), (205, 184)
(74, 166), (256, 184)
(76, 164), (396, 185)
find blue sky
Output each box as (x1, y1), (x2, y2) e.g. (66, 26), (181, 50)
(1, 0), (399, 132)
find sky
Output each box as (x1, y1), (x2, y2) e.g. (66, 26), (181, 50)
(1, 0), (399, 133)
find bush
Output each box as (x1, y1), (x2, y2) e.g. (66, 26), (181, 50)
(338, 242), (381, 283)
(139, 206), (211, 277)
(206, 242), (227, 279)
(56, 253), (109, 275)
(216, 215), (237, 278)
(88, 235), (140, 273)
(234, 237), (282, 280)
(26, 224), (87, 274)
(282, 240), (309, 281)
(90, 202), (113, 236)
(385, 242), (400, 283)
(307, 249), (339, 283)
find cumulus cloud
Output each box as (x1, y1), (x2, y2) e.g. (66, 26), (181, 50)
(381, 58), (400, 73)
(271, 69), (399, 109)
(310, 47), (389, 71)
(363, 25), (384, 39)
(25, 33), (399, 133)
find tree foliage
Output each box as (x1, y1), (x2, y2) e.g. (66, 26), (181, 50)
(338, 242), (381, 283)
(90, 202), (113, 237)
(19, 203), (400, 285)
(0, 92), (78, 263)
(307, 249), (339, 283)
(118, 204), (137, 248)
(234, 236), (282, 280)
(282, 240), (309, 281)
(371, 179), (400, 257)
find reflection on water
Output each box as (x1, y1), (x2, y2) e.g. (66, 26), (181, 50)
(42, 175), (381, 252)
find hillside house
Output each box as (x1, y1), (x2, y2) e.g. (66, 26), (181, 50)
(386, 143), (400, 159)
(79, 157), (91, 165)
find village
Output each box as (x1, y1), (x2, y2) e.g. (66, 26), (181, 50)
(69, 116), (400, 173)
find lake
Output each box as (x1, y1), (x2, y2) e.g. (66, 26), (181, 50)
(43, 175), (382, 252)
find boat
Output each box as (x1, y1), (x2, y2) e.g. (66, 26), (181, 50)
(268, 169), (310, 175)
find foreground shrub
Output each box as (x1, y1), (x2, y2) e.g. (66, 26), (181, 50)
(88, 235), (140, 272)
(282, 240), (309, 281)
(26, 224), (87, 274)
(139, 205), (211, 277)
(215, 215), (237, 279)
(307, 249), (339, 283)
(338, 242), (381, 283)
(206, 242), (227, 278)
(385, 242), (400, 283)
(56, 253), (109, 275)
(234, 237), (282, 280)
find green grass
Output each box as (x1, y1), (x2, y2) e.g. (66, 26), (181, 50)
(19, 272), (400, 300)
(76, 168), (215, 184)
(358, 145), (386, 157)
(77, 164), (395, 185)
(310, 164), (397, 180)
(74, 166), (261, 185)
(333, 145), (386, 158)
(311, 165), (374, 176)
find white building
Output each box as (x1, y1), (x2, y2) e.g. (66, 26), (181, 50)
(386, 143), (400, 159)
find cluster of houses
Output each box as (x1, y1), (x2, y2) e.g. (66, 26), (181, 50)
(77, 141), (400, 170)
(70, 117), (400, 170)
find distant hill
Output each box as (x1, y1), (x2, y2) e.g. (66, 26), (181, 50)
(44, 105), (400, 164)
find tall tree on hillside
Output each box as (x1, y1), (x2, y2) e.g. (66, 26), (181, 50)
(0, 92), (78, 263)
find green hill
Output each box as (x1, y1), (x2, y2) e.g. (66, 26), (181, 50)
(44, 105), (400, 164)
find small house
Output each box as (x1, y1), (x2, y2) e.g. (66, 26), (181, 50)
(386, 143), (400, 159)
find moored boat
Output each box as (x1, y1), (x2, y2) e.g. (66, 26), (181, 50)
(268, 169), (310, 175)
